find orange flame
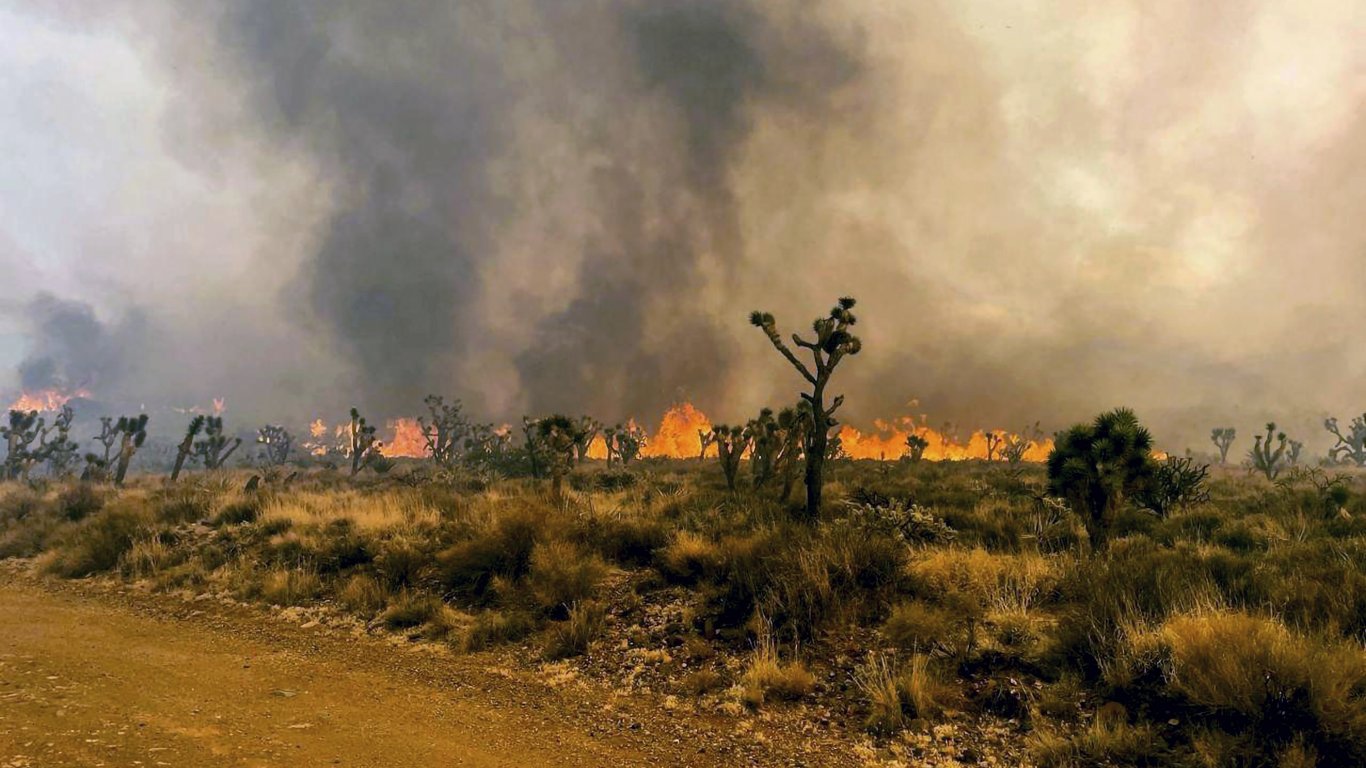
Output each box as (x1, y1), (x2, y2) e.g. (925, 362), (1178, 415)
(384, 417), (427, 458)
(7, 388), (90, 413)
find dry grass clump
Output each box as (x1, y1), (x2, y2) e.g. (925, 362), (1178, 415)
(656, 531), (723, 583)
(542, 601), (606, 660)
(461, 609), (537, 652)
(527, 540), (607, 614)
(121, 533), (177, 579)
(339, 573), (388, 615)
(882, 601), (964, 654)
(1030, 717), (1164, 767)
(260, 568), (323, 606)
(43, 502), (152, 578)
(739, 639), (815, 708)
(261, 489), (443, 532)
(855, 652), (958, 734)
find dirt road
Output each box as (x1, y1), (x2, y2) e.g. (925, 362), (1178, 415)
(0, 579), (792, 768)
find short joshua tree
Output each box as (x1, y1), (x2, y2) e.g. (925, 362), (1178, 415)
(750, 297), (862, 520)
(194, 416), (242, 471)
(1324, 414), (1366, 467)
(347, 408), (382, 477)
(903, 433), (929, 463)
(536, 415), (586, 502)
(256, 425), (294, 468)
(711, 424), (750, 491)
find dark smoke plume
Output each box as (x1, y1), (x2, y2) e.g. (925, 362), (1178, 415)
(4, 1), (1365, 454)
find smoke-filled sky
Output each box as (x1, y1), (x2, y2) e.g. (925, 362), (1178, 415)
(1, 1), (1363, 452)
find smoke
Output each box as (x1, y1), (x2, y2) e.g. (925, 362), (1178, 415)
(3, 1), (1364, 452)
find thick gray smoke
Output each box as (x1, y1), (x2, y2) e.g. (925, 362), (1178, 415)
(2, 1), (1364, 454)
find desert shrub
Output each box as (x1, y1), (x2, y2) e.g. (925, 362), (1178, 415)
(527, 539), (606, 615)
(373, 535), (430, 589)
(435, 508), (542, 602)
(1030, 718), (1166, 768)
(542, 600), (606, 659)
(260, 568), (323, 606)
(56, 484), (105, 522)
(121, 532), (183, 579)
(841, 495), (956, 545)
(339, 573), (388, 615)
(1135, 456), (1211, 518)
(679, 669), (726, 696)
(212, 498), (261, 527)
(583, 514), (667, 567)
(883, 601), (964, 654)
(655, 531), (724, 584)
(739, 640), (815, 708)
(0, 488), (43, 524)
(309, 518), (373, 573)
(379, 590), (444, 629)
(462, 609), (537, 652)
(0, 516), (59, 559)
(45, 504), (151, 577)
(856, 652), (957, 734)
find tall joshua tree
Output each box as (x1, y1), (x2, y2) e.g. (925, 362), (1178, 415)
(2, 410), (42, 481)
(110, 415), (149, 486)
(171, 415), (206, 481)
(1210, 427), (1236, 465)
(750, 297), (862, 520)
(984, 431), (1005, 462)
(39, 406), (79, 478)
(572, 416), (601, 464)
(1249, 422), (1289, 481)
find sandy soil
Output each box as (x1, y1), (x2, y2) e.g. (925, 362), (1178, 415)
(0, 574), (832, 768)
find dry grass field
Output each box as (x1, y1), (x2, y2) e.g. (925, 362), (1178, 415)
(4, 458), (1366, 767)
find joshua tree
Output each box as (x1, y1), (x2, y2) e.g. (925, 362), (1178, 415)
(572, 416), (601, 464)
(107, 414), (149, 486)
(1210, 427), (1237, 464)
(536, 415), (585, 502)
(709, 424), (750, 491)
(1001, 423), (1042, 467)
(347, 408), (382, 476)
(38, 406), (79, 478)
(604, 422), (646, 466)
(698, 428), (717, 460)
(747, 408), (779, 488)
(2, 410), (42, 481)
(1046, 408), (1156, 549)
(194, 416), (242, 471)
(1249, 422), (1290, 481)
(466, 423), (511, 462)
(903, 433), (929, 463)
(750, 297), (862, 520)
(522, 417), (545, 477)
(1324, 414), (1366, 467)
(171, 416), (206, 481)
(983, 431), (1005, 462)
(418, 395), (470, 467)
(256, 425), (294, 468)
(1287, 440), (1304, 467)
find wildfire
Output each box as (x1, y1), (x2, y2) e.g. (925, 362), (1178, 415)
(6, 388), (90, 413)
(385, 418), (427, 458)
(577, 402), (1050, 463)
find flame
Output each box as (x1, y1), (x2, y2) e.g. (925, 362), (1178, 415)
(578, 402), (1051, 463)
(385, 417), (427, 458)
(7, 388), (90, 412)
(213, 397), (226, 416)
(837, 417), (1054, 461)
(643, 402), (712, 458)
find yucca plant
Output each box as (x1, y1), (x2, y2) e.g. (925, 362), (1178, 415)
(1046, 408), (1156, 548)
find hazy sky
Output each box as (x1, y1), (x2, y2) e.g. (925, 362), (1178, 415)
(1, 1), (1363, 453)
